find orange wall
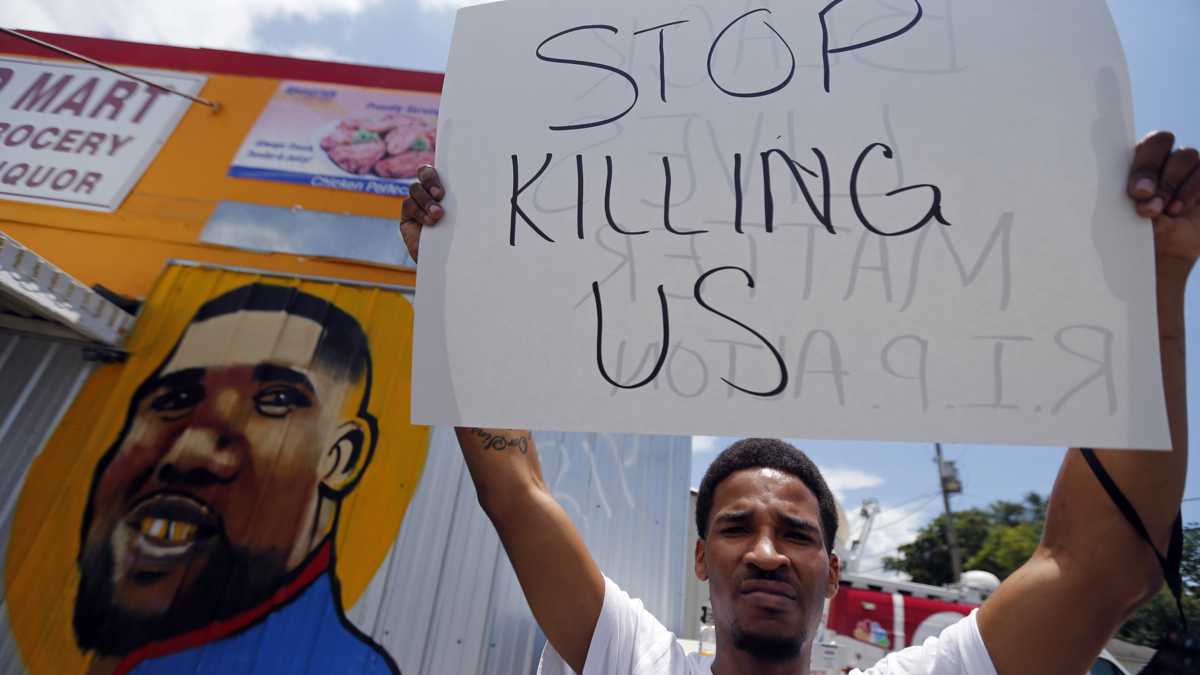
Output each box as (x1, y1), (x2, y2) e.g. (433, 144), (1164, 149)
(0, 57), (416, 298)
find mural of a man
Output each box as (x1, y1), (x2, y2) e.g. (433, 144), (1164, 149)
(73, 283), (399, 674)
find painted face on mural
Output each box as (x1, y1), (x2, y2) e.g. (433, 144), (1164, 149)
(74, 285), (376, 655)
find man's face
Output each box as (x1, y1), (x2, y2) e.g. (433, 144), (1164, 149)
(697, 468), (839, 661)
(76, 310), (357, 653)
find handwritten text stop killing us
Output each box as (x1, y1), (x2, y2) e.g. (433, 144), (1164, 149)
(502, 2), (1117, 412)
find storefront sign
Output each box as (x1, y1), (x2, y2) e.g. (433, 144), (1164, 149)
(229, 81), (440, 197)
(0, 56), (204, 212)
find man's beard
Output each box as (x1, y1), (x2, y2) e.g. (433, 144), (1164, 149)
(73, 534), (289, 655)
(731, 622), (805, 662)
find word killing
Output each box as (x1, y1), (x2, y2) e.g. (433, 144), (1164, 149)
(509, 143), (951, 246)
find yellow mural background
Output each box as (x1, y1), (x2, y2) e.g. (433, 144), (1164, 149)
(4, 263), (429, 674)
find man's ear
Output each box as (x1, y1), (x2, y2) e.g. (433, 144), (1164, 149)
(695, 538), (709, 581)
(320, 420), (371, 496)
(826, 551), (841, 600)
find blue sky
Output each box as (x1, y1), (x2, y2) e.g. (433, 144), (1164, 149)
(4, 0), (1197, 574)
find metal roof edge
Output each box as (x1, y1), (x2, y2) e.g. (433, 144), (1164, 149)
(163, 259), (416, 295)
(0, 230), (134, 346)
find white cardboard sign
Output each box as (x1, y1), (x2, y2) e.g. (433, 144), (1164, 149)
(414, 0), (1170, 449)
(0, 56), (204, 212)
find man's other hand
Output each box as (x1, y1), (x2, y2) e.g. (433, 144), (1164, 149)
(399, 165), (445, 263)
(1129, 131), (1200, 265)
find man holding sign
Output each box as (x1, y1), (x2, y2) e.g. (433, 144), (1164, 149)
(403, 0), (1193, 671)
(400, 126), (1195, 674)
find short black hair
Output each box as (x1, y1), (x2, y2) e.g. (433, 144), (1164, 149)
(192, 283), (369, 382)
(696, 438), (838, 552)
(176, 283), (378, 478)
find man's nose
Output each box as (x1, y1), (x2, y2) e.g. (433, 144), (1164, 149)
(744, 530), (788, 571)
(157, 426), (241, 485)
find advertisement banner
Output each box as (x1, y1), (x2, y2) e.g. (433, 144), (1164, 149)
(0, 56), (205, 212)
(229, 81), (440, 197)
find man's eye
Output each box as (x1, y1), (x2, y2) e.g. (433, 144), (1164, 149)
(150, 386), (203, 417)
(721, 527), (748, 536)
(785, 531), (814, 543)
(254, 386), (312, 418)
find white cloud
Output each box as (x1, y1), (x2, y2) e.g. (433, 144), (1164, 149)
(691, 435), (720, 455)
(820, 467), (921, 580)
(840, 497), (939, 581)
(2, 0), (379, 55)
(820, 466), (884, 501)
(416, 0), (493, 11)
(285, 45), (351, 62)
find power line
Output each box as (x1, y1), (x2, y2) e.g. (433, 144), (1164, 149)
(872, 495), (941, 531)
(853, 536), (917, 563)
(872, 490), (942, 515)
(1, 28), (220, 111)
(848, 502), (943, 572)
(847, 491), (939, 525)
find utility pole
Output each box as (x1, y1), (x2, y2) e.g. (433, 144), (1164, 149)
(935, 443), (963, 583)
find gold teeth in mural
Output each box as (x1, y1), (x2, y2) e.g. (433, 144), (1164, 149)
(139, 518), (198, 544)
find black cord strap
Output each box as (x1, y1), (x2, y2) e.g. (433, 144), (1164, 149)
(1080, 448), (1187, 630)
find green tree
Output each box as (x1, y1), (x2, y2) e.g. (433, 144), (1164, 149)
(882, 509), (994, 586)
(964, 520), (1041, 576)
(1116, 523), (1199, 648)
(882, 493), (1047, 585)
(883, 497), (1198, 649)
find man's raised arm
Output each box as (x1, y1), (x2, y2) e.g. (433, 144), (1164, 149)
(979, 131), (1198, 675)
(400, 171), (604, 674)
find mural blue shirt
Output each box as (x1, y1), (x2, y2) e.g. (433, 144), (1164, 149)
(115, 543), (398, 675)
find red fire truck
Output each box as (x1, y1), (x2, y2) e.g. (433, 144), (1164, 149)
(811, 572), (1133, 674)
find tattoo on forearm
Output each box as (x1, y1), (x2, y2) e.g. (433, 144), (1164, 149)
(468, 428), (530, 454)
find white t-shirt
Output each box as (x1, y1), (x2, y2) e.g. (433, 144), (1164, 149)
(539, 577), (998, 675)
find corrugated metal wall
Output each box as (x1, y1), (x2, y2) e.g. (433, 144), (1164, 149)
(0, 333), (94, 532)
(346, 427), (693, 675)
(0, 333), (95, 674)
